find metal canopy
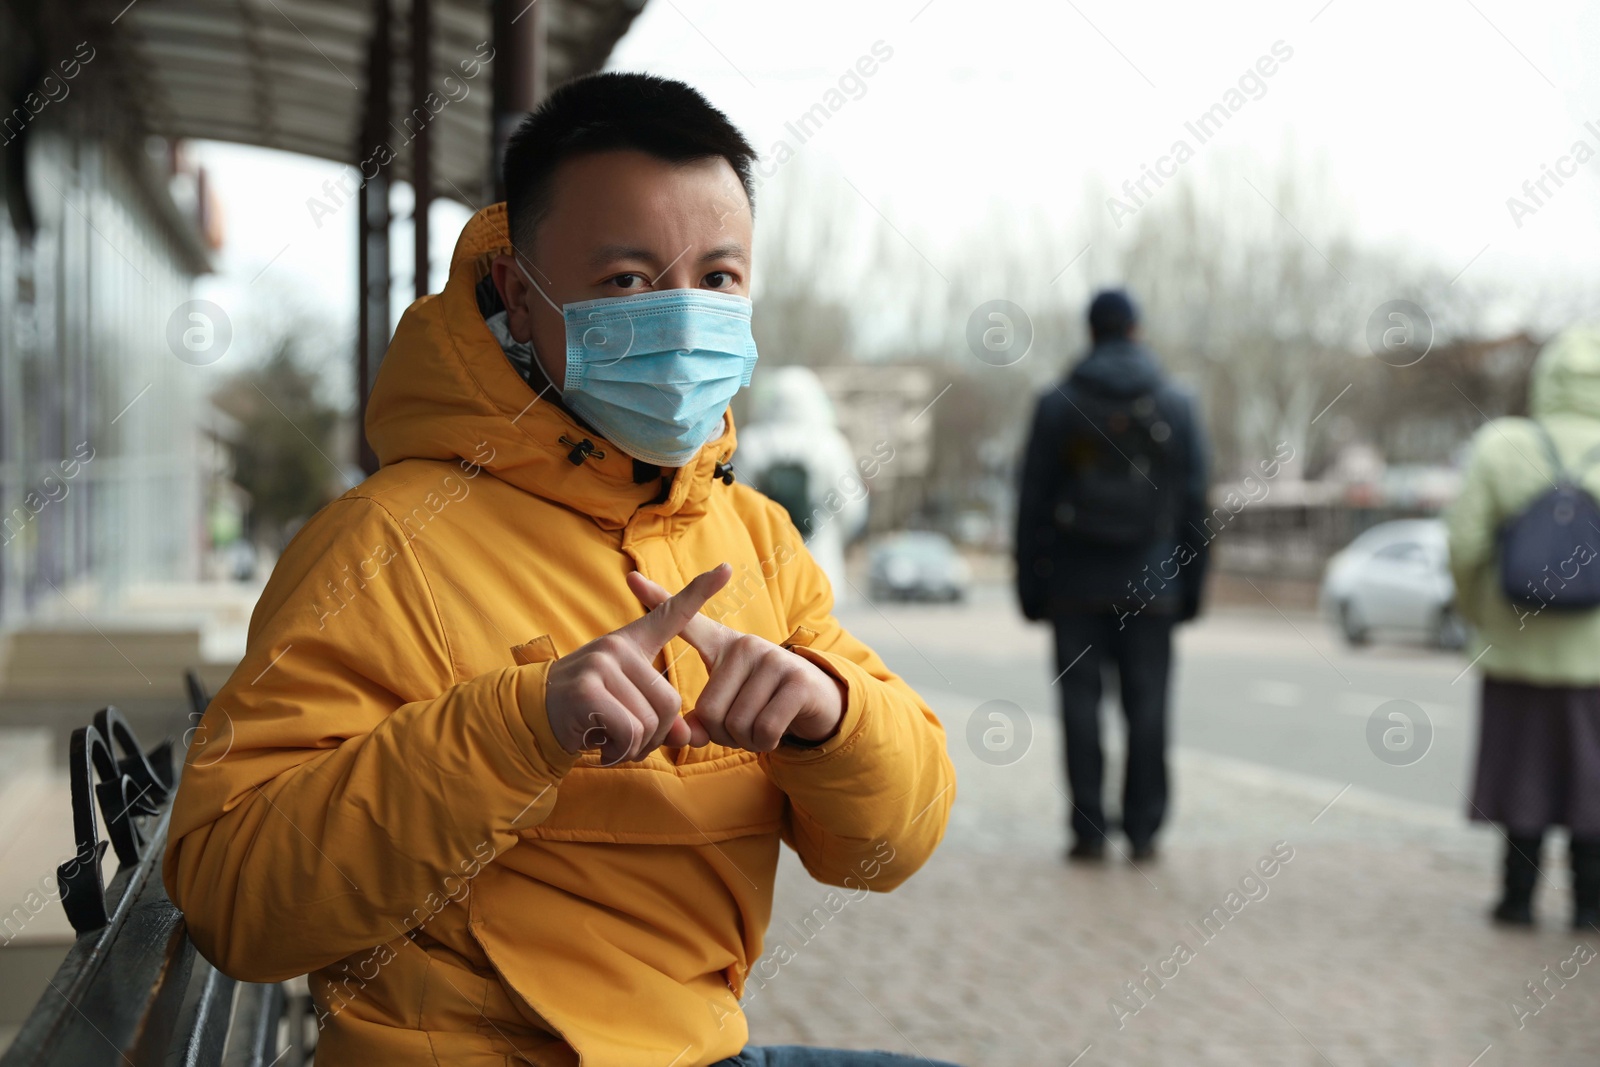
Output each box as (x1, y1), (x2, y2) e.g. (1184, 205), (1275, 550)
(104, 0), (646, 205)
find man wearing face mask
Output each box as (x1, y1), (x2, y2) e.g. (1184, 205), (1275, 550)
(163, 73), (957, 1067)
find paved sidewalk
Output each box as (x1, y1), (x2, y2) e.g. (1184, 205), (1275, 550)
(745, 709), (1600, 1066)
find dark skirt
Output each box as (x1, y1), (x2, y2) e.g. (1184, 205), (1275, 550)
(1470, 676), (1600, 838)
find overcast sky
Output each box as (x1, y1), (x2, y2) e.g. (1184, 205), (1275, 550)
(194, 0), (1600, 377)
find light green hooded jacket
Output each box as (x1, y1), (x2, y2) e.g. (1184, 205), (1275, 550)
(1447, 324), (1600, 685)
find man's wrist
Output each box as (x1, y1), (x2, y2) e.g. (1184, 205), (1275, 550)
(516, 663), (583, 773)
(783, 669), (848, 744)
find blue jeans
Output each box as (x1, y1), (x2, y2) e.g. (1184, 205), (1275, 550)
(713, 1048), (963, 1066)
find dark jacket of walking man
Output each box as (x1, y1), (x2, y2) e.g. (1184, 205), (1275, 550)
(1014, 290), (1209, 862)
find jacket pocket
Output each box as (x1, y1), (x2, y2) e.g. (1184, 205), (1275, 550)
(518, 754), (786, 844)
(781, 625), (819, 650)
(510, 634), (558, 666)
(463, 880), (581, 1066)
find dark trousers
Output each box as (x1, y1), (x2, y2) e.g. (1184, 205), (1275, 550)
(1051, 610), (1175, 846)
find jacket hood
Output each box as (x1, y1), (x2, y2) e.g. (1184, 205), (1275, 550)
(364, 203), (737, 531)
(1530, 323), (1600, 420)
(1066, 338), (1165, 398)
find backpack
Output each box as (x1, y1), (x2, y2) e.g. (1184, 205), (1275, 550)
(1052, 386), (1180, 546)
(757, 461), (812, 539)
(1497, 422), (1600, 609)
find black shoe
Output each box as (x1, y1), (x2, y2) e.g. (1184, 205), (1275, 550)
(1066, 839), (1105, 862)
(1492, 832), (1542, 929)
(1492, 898), (1535, 926)
(1572, 839), (1600, 931)
(1130, 841), (1157, 862)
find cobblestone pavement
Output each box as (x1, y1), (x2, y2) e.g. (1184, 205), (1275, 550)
(744, 598), (1600, 1066)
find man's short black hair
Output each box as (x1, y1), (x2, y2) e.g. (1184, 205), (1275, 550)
(1088, 289), (1139, 343)
(502, 72), (758, 252)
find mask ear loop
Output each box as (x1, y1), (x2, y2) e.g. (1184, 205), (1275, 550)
(513, 248), (636, 370)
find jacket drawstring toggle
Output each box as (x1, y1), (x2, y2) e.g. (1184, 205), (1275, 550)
(560, 435), (606, 466)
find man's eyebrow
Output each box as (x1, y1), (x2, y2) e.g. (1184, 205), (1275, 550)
(588, 244), (660, 268)
(587, 243), (750, 268)
(702, 243), (749, 264)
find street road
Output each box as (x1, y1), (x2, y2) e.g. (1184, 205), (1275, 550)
(834, 580), (1478, 822)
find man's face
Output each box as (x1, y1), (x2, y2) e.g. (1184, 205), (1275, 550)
(490, 149), (754, 392)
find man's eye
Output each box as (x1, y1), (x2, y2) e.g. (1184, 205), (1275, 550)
(610, 273), (648, 290)
(704, 271), (735, 289)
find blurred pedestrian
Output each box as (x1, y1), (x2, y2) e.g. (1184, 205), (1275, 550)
(1014, 290), (1209, 862)
(1446, 323), (1600, 930)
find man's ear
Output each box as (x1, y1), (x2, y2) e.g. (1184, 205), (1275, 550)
(489, 253), (539, 344)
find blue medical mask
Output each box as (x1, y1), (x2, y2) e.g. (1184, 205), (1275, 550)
(515, 260), (758, 467)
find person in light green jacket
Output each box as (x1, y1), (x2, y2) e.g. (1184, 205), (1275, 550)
(1446, 323), (1600, 930)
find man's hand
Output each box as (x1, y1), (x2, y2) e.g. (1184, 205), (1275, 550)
(545, 564), (732, 765)
(627, 569), (846, 751)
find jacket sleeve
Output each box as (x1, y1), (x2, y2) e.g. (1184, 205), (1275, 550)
(755, 505), (955, 893)
(162, 496), (578, 983)
(1445, 423), (1505, 626)
(1174, 390), (1211, 617)
(1014, 392), (1058, 621)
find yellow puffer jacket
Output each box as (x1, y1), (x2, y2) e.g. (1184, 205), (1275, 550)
(162, 203), (955, 1066)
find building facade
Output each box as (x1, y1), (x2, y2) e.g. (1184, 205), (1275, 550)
(1, 7), (213, 627)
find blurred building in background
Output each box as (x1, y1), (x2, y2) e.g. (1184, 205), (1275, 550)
(0, 8), (218, 630)
(814, 363), (935, 534)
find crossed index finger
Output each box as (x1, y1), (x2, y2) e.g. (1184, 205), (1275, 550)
(626, 569), (739, 663)
(619, 563), (732, 656)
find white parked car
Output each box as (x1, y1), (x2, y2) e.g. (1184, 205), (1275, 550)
(1320, 519), (1467, 649)
(867, 531), (971, 602)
